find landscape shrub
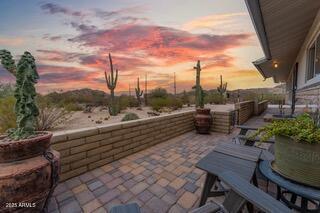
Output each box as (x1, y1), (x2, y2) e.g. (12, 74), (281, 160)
(0, 84), (14, 98)
(36, 96), (71, 131)
(150, 88), (168, 99)
(150, 97), (183, 111)
(0, 96), (16, 133)
(118, 95), (138, 110)
(64, 102), (84, 111)
(204, 92), (224, 104)
(121, 112), (140, 122)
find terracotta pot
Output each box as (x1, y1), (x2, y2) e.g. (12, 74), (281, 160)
(273, 135), (320, 188)
(0, 132), (61, 213)
(194, 108), (212, 134)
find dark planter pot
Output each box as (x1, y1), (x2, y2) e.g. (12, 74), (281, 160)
(194, 108), (212, 134)
(0, 132), (61, 213)
(273, 135), (320, 188)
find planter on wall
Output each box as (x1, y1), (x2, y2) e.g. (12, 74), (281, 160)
(0, 132), (60, 213)
(273, 135), (320, 188)
(194, 108), (212, 134)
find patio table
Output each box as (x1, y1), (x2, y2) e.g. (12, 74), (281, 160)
(196, 143), (262, 206)
(259, 160), (320, 213)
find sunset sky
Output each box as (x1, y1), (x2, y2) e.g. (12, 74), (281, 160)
(0, 0), (276, 94)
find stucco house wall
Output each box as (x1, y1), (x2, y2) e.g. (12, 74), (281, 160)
(288, 8), (320, 104)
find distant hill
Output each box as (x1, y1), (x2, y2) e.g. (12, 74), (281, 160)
(44, 88), (110, 106)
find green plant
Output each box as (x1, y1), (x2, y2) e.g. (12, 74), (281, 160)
(0, 84), (15, 98)
(150, 88), (168, 99)
(193, 60), (204, 108)
(64, 102), (83, 111)
(0, 96), (16, 133)
(104, 53), (119, 116)
(150, 96), (183, 111)
(217, 75), (227, 104)
(252, 113), (320, 144)
(121, 112), (140, 122)
(0, 50), (39, 140)
(36, 96), (71, 131)
(135, 77), (143, 107)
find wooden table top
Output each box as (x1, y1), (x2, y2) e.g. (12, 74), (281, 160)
(213, 142), (262, 162)
(196, 143), (261, 181)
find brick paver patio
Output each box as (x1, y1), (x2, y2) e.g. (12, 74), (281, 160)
(49, 130), (238, 213)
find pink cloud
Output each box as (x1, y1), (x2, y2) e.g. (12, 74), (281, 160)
(69, 24), (251, 65)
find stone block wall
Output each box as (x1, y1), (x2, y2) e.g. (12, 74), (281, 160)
(235, 101), (255, 124)
(296, 85), (320, 104)
(211, 110), (235, 134)
(51, 111), (195, 181)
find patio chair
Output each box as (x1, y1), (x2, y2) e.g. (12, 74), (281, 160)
(191, 171), (291, 213)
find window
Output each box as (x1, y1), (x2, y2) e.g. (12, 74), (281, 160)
(307, 35), (320, 81)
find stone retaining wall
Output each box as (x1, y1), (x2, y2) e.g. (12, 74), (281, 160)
(211, 110), (235, 134)
(235, 101), (255, 124)
(51, 111), (195, 181)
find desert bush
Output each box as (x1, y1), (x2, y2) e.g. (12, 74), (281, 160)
(150, 88), (168, 99)
(150, 97), (183, 111)
(0, 84), (14, 98)
(36, 96), (71, 131)
(0, 96), (16, 133)
(121, 112), (140, 122)
(119, 95), (138, 110)
(205, 92), (224, 104)
(64, 102), (83, 111)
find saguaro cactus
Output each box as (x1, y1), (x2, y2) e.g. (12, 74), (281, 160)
(217, 75), (227, 104)
(0, 50), (39, 140)
(174, 72), (177, 96)
(135, 77), (143, 107)
(193, 60), (203, 108)
(104, 53), (118, 116)
(144, 73), (148, 106)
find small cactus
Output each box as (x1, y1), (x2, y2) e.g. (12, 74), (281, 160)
(104, 53), (119, 116)
(135, 77), (143, 107)
(0, 50), (39, 140)
(217, 75), (227, 104)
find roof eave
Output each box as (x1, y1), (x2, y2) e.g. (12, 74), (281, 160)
(245, 0), (271, 60)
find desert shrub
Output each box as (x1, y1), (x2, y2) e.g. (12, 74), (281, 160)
(205, 92), (224, 104)
(150, 98), (169, 111)
(119, 95), (138, 110)
(64, 102), (83, 111)
(150, 97), (183, 111)
(0, 84), (14, 98)
(150, 88), (168, 99)
(121, 112), (140, 122)
(36, 96), (71, 131)
(0, 96), (16, 133)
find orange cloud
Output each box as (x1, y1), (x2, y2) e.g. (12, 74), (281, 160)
(0, 36), (24, 46)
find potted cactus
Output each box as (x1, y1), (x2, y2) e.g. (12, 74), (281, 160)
(193, 60), (212, 134)
(0, 50), (60, 212)
(253, 112), (320, 188)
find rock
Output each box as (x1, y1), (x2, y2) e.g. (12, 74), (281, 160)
(147, 111), (160, 117)
(104, 116), (110, 120)
(95, 120), (102, 124)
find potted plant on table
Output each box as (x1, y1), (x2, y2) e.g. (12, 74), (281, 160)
(193, 60), (212, 134)
(0, 50), (60, 212)
(254, 112), (320, 188)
